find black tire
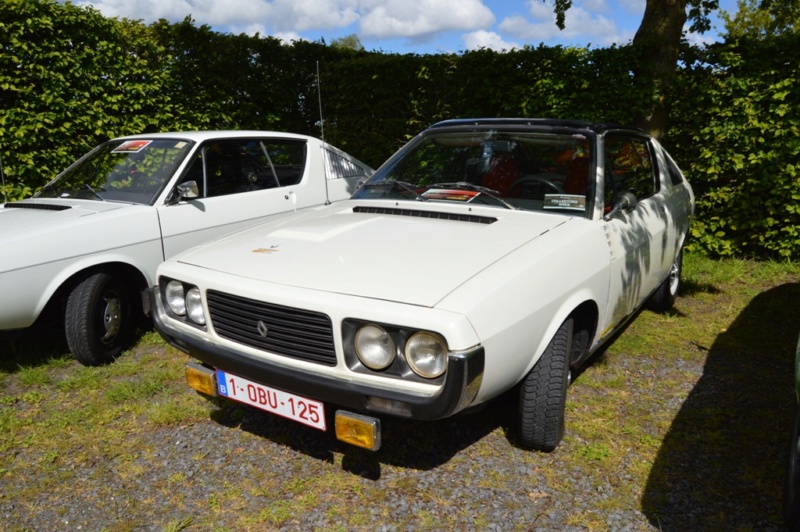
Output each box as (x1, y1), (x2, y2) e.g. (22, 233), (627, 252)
(647, 248), (683, 312)
(65, 272), (133, 365)
(785, 406), (800, 530)
(518, 318), (573, 451)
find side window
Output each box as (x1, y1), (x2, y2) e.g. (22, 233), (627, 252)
(603, 135), (656, 206)
(263, 141), (306, 186)
(180, 139), (307, 197)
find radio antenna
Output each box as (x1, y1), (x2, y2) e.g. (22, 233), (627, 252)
(316, 61), (325, 143)
(0, 146), (7, 204)
(316, 61), (332, 205)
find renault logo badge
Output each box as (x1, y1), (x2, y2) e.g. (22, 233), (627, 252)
(257, 321), (268, 338)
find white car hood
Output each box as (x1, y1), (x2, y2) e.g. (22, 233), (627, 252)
(0, 199), (127, 239)
(176, 202), (573, 307)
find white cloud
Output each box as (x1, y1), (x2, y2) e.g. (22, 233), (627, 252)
(358, 0), (494, 39)
(501, 2), (628, 47)
(75, 0), (362, 33)
(463, 30), (520, 52)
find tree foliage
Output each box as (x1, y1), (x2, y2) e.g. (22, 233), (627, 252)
(722, 0), (800, 39)
(1, 0), (798, 259)
(0, 0), (184, 198)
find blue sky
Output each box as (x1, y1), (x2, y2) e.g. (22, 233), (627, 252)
(73, 0), (740, 54)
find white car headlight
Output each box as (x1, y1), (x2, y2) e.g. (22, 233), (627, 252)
(405, 332), (448, 378)
(185, 287), (205, 325)
(165, 280), (186, 316)
(354, 324), (396, 370)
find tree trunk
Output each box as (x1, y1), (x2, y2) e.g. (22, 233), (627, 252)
(631, 0), (688, 139)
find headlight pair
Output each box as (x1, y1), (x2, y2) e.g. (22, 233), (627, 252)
(164, 279), (206, 325)
(354, 324), (447, 379)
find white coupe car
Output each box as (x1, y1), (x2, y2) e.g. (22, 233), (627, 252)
(152, 119), (694, 452)
(0, 131), (372, 365)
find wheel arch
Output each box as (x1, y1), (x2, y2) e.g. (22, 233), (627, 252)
(516, 295), (600, 384)
(568, 300), (599, 368)
(41, 261), (152, 323)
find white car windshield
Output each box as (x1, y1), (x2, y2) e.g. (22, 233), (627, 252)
(36, 138), (195, 205)
(353, 130), (594, 215)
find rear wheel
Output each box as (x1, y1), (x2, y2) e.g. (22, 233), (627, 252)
(518, 318), (573, 451)
(648, 248), (683, 311)
(65, 272), (134, 365)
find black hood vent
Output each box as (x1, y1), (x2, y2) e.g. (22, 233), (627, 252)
(353, 205), (496, 225)
(3, 203), (72, 211)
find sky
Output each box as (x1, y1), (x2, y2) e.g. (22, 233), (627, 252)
(72, 0), (741, 55)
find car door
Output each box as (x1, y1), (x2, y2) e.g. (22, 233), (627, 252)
(157, 137), (327, 259)
(601, 133), (675, 327)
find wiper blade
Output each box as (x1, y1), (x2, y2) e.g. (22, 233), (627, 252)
(428, 182), (516, 210)
(362, 180), (428, 201)
(80, 183), (106, 201)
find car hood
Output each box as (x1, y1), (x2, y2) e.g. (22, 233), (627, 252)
(0, 199), (128, 239)
(175, 202), (575, 307)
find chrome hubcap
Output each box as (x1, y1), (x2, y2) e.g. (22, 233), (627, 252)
(668, 260), (680, 294)
(101, 293), (122, 343)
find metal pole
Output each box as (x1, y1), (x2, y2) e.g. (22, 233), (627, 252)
(0, 146), (7, 204)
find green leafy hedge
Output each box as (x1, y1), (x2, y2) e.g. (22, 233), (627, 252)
(1, 0), (798, 259)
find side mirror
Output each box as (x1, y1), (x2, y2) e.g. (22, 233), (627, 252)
(174, 180), (200, 203)
(603, 191), (637, 221)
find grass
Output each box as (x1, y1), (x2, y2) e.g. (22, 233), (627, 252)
(0, 253), (798, 530)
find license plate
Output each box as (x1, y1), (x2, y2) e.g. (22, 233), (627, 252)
(216, 370), (326, 431)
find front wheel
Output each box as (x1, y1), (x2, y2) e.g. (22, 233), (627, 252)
(65, 272), (134, 365)
(518, 318), (573, 451)
(648, 248), (683, 312)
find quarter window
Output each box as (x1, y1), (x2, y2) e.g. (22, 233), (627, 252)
(325, 148), (371, 180)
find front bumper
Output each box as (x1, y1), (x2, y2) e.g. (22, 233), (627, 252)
(151, 287), (485, 420)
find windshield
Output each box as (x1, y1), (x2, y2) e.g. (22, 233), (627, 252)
(36, 138), (195, 204)
(353, 129), (594, 216)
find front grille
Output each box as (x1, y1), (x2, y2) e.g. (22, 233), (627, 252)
(207, 290), (336, 366)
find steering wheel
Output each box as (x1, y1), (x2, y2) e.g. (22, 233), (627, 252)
(509, 174), (564, 196)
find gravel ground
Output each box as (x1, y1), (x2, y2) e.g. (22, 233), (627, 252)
(1, 278), (796, 530)
(3, 401), (659, 531)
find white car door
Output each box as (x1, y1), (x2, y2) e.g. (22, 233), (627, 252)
(157, 137), (328, 259)
(601, 134), (675, 327)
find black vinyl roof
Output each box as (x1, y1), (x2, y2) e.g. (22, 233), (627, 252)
(428, 118), (646, 135)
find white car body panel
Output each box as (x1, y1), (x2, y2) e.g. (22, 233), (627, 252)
(173, 201), (573, 308)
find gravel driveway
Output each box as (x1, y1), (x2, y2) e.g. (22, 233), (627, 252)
(1, 273), (797, 531)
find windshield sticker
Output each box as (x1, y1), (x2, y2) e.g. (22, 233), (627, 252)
(543, 194), (586, 211)
(112, 140), (152, 153)
(422, 189), (479, 202)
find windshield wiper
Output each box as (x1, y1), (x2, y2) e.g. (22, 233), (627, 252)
(428, 182), (516, 210)
(80, 183), (106, 201)
(362, 180), (428, 201)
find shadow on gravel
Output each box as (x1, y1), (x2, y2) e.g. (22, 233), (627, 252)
(211, 393), (518, 478)
(0, 318), (70, 372)
(642, 282), (800, 530)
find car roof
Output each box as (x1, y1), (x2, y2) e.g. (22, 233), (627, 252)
(427, 118), (647, 136)
(114, 130), (318, 143)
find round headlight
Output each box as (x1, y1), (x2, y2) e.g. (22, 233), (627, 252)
(165, 280), (186, 316)
(186, 287), (205, 325)
(405, 332), (448, 379)
(354, 325), (396, 370)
